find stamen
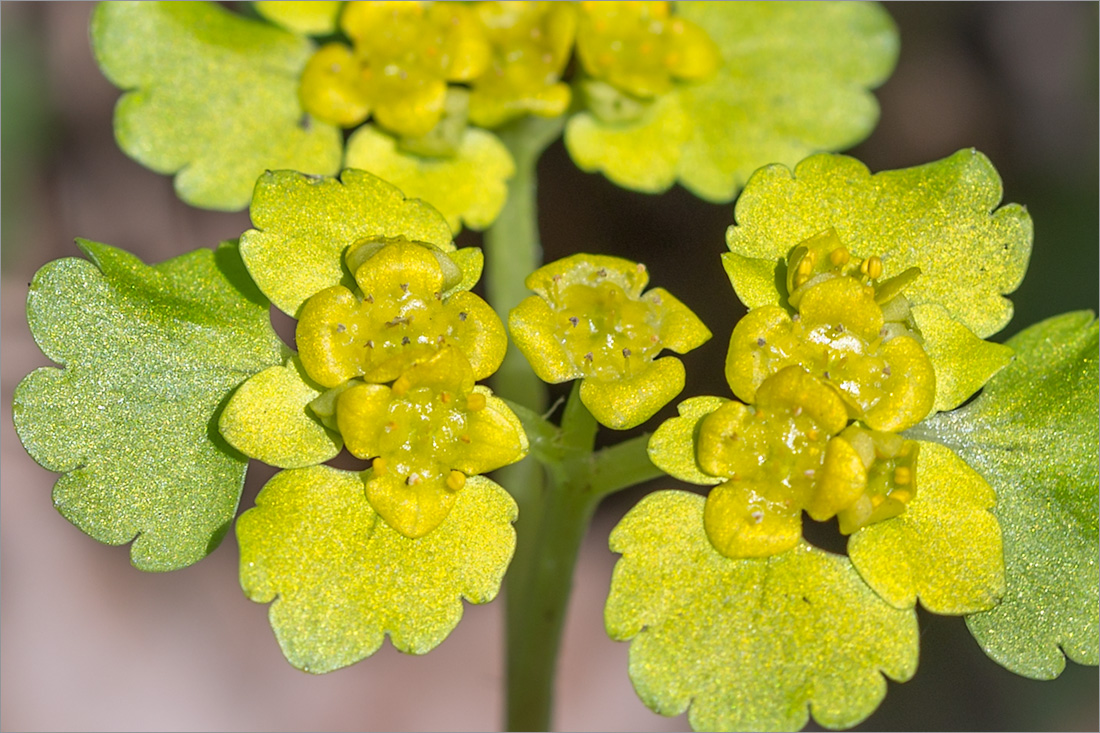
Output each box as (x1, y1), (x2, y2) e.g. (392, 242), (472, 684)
(446, 470), (466, 492)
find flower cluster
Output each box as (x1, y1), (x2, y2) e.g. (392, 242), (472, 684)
(299, 1), (718, 153)
(508, 253), (711, 429)
(653, 228), (935, 558)
(223, 233), (527, 539)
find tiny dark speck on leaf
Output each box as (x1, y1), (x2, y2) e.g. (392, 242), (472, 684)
(298, 113), (312, 131)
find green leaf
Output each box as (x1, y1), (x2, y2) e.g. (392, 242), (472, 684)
(345, 125), (515, 233)
(91, 1), (342, 210)
(239, 169), (455, 316)
(911, 304), (1014, 413)
(219, 356), (341, 468)
(607, 490), (919, 731)
(847, 441), (1005, 614)
(12, 240), (286, 571)
(565, 1), (898, 202)
(918, 312), (1099, 678)
(238, 466), (517, 673)
(253, 1), (341, 35)
(725, 149), (1033, 339)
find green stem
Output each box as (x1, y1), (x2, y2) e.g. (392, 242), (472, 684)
(505, 385), (597, 732)
(485, 116), (663, 731)
(481, 115), (565, 731)
(484, 114), (564, 413)
(504, 385), (662, 731)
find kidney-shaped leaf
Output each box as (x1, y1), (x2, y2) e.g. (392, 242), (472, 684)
(238, 466), (517, 673)
(13, 240), (287, 571)
(918, 312), (1099, 679)
(607, 490), (918, 731)
(725, 150), (1032, 340)
(565, 1), (898, 203)
(92, 1), (342, 210)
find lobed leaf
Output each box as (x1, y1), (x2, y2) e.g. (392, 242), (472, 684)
(847, 441), (1005, 615)
(345, 125), (515, 233)
(565, 1), (898, 202)
(239, 169), (455, 316)
(918, 312), (1099, 678)
(606, 490), (919, 731)
(12, 240), (287, 571)
(92, 1), (342, 210)
(911, 304), (1014, 413)
(725, 150), (1033, 339)
(218, 356), (341, 468)
(237, 466), (517, 673)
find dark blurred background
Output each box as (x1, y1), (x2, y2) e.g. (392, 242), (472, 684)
(2, 2), (1097, 731)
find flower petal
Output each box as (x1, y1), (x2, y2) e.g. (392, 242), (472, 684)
(450, 389), (529, 475)
(507, 295), (582, 383)
(366, 468), (457, 539)
(446, 290), (508, 381)
(335, 382), (392, 460)
(649, 287), (712, 353)
(579, 356), (685, 430)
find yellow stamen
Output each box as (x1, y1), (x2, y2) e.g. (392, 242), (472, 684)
(372, 457), (387, 475)
(466, 393), (487, 412)
(894, 466), (912, 485)
(446, 470), (467, 492)
(829, 247), (850, 267)
(861, 256), (883, 280)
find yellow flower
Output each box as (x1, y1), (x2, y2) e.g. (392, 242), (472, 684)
(296, 237), (507, 387)
(509, 253), (710, 429)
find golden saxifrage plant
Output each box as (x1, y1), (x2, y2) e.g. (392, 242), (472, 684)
(11, 2), (1098, 731)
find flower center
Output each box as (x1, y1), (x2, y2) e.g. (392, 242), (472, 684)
(556, 279), (663, 379)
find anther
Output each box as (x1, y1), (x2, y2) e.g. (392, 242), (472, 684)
(336, 323), (346, 333)
(569, 316), (579, 327)
(584, 352), (594, 362)
(458, 312), (467, 321)
(893, 466), (911, 485)
(829, 247), (850, 267)
(446, 470), (466, 492)
(622, 348), (631, 358)
(400, 283), (409, 293)
(402, 336), (411, 345)
(596, 268), (607, 277)
(407, 473), (422, 486)
(756, 337), (766, 346)
(365, 294), (374, 304)
(366, 340), (375, 348)
(466, 393), (486, 412)
(861, 256), (883, 280)
(372, 457), (387, 475)
(392, 375), (412, 397)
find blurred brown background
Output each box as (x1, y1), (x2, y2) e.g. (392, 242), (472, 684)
(2, 2), (1097, 731)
